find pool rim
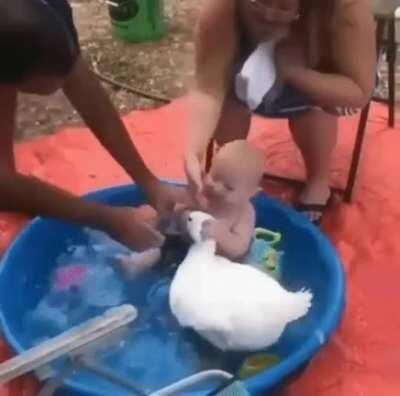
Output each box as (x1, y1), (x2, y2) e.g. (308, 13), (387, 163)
(0, 183), (346, 394)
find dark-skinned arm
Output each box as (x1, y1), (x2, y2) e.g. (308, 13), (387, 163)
(0, 86), (164, 251)
(62, 57), (157, 187)
(62, 57), (190, 215)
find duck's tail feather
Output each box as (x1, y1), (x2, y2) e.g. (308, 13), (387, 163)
(286, 288), (313, 322)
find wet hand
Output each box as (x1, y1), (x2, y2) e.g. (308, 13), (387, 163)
(145, 179), (193, 218)
(103, 207), (165, 252)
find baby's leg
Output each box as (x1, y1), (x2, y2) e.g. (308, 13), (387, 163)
(116, 248), (161, 279)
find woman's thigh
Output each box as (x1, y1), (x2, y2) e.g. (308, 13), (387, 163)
(214, 95), (252, 145)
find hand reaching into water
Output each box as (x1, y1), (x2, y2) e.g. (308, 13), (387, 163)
(102, 207), (165, 252)
(144, 178), (192, 218)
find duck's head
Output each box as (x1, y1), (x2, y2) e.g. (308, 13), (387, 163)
(185, 211), (215, 243)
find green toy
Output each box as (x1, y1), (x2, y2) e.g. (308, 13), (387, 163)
(107, 0), (166, 42)
(238, 353), (281, 379)
(244, 228), (283, 280)
(254, 228), (282, 249)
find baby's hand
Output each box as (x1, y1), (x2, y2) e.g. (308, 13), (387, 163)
(201, 219), (227, 241)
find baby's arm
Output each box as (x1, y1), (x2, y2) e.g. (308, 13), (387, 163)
(202, 204), (255, 260)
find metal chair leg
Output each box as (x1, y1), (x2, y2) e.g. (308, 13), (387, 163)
(387, 16), (397, 128)
(344, 102), (371, 202)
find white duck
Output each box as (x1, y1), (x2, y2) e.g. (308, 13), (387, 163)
(169, 211), (313, 352)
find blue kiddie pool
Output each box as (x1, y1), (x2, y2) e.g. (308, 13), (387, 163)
(0, 184), (345, 395)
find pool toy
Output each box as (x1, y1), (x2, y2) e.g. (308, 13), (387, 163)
(238, 353), (281, 380)
(0, 303), (249, 395)
(244, 228), (283, 280)
(0, 305), (137, 385)
(53, 264), (88, 292)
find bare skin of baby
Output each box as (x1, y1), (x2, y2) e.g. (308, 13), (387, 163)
(118, 140), (265, 277)
(198, 140), (265, 260)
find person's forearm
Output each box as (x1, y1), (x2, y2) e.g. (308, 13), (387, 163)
(63, 58), (156, 187)
(287, 68), (372, 109)
(0, 171), (113, 230)
(187, 89), (225, 161)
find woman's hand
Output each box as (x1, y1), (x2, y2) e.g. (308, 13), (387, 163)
(244, 0), (300, 40)
(144, 179), (192, 218)
(248, 0), (300, 24)
(102, 207), (165, 252)
(185, 154), (203, 194)
(184, 154), (209, 208)
(322, 106), (360, 117)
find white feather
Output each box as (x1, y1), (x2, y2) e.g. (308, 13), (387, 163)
(169, 211), (313, 352)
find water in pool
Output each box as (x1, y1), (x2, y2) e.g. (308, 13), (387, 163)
(23, 229), (270, 393)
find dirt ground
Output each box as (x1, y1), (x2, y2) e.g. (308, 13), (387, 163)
(16, 0), (199, 140)
(16, 0), (399, 140)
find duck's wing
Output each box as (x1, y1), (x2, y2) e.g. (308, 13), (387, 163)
(213, 256), (284, 292)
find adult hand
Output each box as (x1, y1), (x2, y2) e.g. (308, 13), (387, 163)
(103, 206), (165, 252)
(248, 0), (300, 25)
(322, 106), (360, 117)
(184, 154), (209, 208)
(144, 178), (193, 218)
(185, 153), (203, 194)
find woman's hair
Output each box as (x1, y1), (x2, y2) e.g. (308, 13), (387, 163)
(0, 0), (78, 83)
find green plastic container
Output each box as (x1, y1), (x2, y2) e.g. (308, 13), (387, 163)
(108, 0), (166, 42)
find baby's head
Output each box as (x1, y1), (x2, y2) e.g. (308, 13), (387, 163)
(203, 140), (264, 206)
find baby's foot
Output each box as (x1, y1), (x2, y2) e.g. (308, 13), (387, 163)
(116, 248), (161, 279)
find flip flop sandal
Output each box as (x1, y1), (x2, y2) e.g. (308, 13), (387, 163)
(294, 193), (333, 226)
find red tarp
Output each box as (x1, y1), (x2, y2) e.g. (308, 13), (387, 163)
(0, 98), (399, 395)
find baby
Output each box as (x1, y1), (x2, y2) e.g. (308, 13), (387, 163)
(197, 140), (265, 260)
(118, 140), (265, 277)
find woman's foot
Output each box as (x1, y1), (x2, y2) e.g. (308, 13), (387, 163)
(295, 180), (332, 225)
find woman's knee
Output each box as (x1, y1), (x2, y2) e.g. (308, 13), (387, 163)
(289, 109), (338, 135)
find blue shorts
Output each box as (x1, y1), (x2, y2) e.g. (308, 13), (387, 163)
(254, 85), (315, 119)
(42, 0), (80, 53)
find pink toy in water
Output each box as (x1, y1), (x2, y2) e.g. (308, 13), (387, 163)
(53, 265), (88, 292)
